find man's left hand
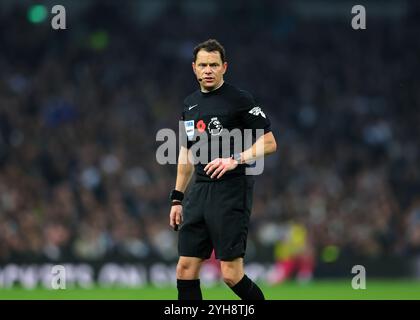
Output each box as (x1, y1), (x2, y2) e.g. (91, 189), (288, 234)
(204, 157), (239, 179)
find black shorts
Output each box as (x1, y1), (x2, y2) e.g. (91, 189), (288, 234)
(178, 175), (255, 261)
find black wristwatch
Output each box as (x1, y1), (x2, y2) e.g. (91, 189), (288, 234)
(169, 189), (184, 202)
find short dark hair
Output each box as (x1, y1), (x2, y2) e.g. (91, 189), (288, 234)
(193, 39), (226, 63)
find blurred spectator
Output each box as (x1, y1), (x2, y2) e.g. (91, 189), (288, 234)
(267, 220), (315, 284)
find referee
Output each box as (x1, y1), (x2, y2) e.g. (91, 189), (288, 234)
(169, 39), (277, 300)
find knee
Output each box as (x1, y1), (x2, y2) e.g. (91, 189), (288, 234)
(176, 259), (200, 279)
(222, 274), (238, 287)
(221, 264), (242, 287)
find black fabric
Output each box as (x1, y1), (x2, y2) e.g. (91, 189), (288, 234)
(180, 82), (272, 182)
(177, 279), (203, 300)
(229, 274), (265, 300)
(178, 175), (254, 260)
(170, 189), (184, 201)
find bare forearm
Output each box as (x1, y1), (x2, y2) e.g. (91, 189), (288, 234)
(240, 132), (277, 164)
(175, 163), (194, 192)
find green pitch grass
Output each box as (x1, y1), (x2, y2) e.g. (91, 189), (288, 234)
(0, 280), (419, 300)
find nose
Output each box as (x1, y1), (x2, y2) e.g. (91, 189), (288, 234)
(204, 65), (212, 74)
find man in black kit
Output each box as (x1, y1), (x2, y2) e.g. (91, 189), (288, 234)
(169, 39), (277, 300)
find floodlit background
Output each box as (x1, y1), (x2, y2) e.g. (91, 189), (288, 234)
(0, 0), (419, 298)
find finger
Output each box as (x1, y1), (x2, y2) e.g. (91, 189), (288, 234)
(206, 161), (221, 175)
(216, 167), (228, 179)
(170, 212), (175, 228)
(170, 208), (178, 227)
(206, 164), (216, 175)
(204, 159), (216, 171)
(175, 210), (182, 231)
(211, 165), (225, 179)
(204, 159), (217, 172)
(179, 210), (183, 224)
(204, 163), (210, 172)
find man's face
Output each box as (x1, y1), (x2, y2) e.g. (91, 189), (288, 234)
(193, 50), (227, 92)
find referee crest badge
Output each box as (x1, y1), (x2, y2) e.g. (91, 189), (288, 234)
(208, 117), (223, 136)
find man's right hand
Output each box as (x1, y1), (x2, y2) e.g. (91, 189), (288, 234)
(169, 203), (183, 231)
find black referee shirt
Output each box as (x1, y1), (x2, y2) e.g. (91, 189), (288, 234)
(180, 82), (271, 182)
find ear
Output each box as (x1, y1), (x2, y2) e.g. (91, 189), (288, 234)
(192, 62), (197, 76)
(222, 62), (228, 75)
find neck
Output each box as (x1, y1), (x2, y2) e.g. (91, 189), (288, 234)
(200, 80), (224, 93)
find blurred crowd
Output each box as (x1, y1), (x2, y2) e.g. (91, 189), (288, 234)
(0, 1), (419, 265)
